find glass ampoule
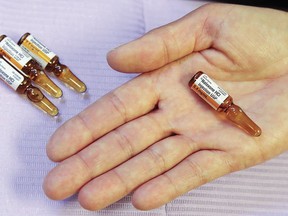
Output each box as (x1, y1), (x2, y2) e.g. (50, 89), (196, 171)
(0, 35), (62, 98)
(189, 71), (261, 137)
(18, 33), (87, 93)
(0, 56), (59, 116)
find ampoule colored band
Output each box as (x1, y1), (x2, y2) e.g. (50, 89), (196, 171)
(192, 73), (228, 110)
(0, 58), (24, 90)
(0, 37), (32, 70)
(20, 34), (56, 68)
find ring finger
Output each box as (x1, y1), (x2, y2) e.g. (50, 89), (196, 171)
(77, 135), (201, 210)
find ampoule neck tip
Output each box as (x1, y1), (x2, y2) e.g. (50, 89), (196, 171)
(78, 85), (87, 93)
(253, 129), (262, 137)
(55, 90), (63, 98)
(47, 106), (59, 117)
(50, 111), (59, 117)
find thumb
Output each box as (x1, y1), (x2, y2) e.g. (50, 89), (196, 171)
(106, 3), (221, 73)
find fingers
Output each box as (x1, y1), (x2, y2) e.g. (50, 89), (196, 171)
(132, 150), (235, 210)
(43, 111), (171, 200)
(77, 135), (200, 210)
(107, 4), (216, 73)
(47, 73), (158, 162)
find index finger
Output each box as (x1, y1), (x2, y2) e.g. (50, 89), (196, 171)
(107, 3), (216, 73)
(47, 73), (159, 162)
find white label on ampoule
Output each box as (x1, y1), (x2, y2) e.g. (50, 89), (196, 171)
(193, 73), (229, 110)
(0, 58), (24, 90)
(20, 34), (56, 69)
(0, 37), (32, 70)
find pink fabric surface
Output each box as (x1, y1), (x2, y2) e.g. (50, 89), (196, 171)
(0, 0), (287, 215)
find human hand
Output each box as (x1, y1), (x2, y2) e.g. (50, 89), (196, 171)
(43, 3), (288, 211)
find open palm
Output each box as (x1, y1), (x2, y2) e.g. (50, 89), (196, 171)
(43, 3), (288, 211)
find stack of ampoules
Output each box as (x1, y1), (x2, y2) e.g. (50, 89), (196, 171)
(0, 33), (87, 117)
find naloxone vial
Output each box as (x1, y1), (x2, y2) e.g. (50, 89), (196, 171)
(189, 71), (261, 137)
(18, 33), (87, 93)
(0, 35), (62, 98)
(0, 56), (59, 116)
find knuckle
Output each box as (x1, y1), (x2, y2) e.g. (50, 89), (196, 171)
(76, 113), (96, 141)
(186, 158), (208, 185)
(75, 153), (94, 180)
(111, 169), (130, 194)
(222, 153), (239, 173)
(146, 147), (167, 173)
(109, 91), (128, 122)
(162, 172), (181, 196)
(112, 129), (135, 158)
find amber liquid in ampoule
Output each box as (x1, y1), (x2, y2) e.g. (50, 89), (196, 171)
(18, 33), (87, 93)
(0, 57), (59, 116)
(0, 35), (62, 98)
(188, 71), (261, 137)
